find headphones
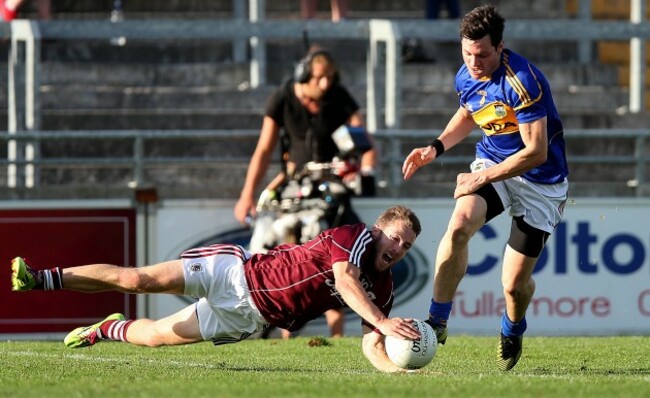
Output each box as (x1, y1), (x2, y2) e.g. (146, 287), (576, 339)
(293, 49), (340, 84)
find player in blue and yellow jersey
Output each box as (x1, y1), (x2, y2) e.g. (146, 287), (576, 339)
(402, 4), (569, 371)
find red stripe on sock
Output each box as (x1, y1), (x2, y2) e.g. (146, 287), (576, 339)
(100, 320), (133, 342)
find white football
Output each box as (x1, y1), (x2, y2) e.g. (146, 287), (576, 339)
(385, 319), (437, 369)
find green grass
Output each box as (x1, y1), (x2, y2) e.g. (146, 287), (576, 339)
(1, 336), (649, 398)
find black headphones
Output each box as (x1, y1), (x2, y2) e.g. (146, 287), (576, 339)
(293, 49), (340, 84)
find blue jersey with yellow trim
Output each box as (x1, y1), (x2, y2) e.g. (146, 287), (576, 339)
(455, 49), (568, 184)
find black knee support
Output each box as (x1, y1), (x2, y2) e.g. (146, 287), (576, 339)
(508, 216), (550, 258)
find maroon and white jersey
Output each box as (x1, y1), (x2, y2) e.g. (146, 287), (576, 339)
(245, 223), (394, 331)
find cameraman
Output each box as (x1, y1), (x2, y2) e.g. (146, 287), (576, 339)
(234, 47), (377, 338)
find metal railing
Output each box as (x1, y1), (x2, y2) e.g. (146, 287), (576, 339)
(3, 1), (650, 196)
(1, 129), (648, 198)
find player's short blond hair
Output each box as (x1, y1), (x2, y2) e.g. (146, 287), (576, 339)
(376, 205), (421, 237)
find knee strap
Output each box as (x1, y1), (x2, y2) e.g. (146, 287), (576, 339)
(508, 216), (549, 258)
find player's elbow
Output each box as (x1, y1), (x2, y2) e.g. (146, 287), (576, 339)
(532, 151), (547, 167)
(525, 148), (547, 168)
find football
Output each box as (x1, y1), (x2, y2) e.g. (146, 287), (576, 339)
(385, 319), (437, 369)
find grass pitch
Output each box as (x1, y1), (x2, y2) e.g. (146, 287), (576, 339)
(1, 336), (649, 398)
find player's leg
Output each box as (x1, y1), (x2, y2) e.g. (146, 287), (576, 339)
(497, 216), (549, 371)
(121, 304), (203, 347)
(325, 308), (344, 338)
(502, 230), (543, 322)
(496, 174), (566, 371)
(11, 257), (185, 295)
(65, 304), (203, 348)
(63, 260), (185, 294)
(426, 193), (488, 343)
(432, 194), (487, 299)
(428, 178), (506, 344)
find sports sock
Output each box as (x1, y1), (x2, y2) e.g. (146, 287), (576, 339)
(501, 311), (527, 337)
(41, 267), (63, 290)
(427, 299), (452, 326)
(31, 267), (63, 290)
(98, 319), (133, 342)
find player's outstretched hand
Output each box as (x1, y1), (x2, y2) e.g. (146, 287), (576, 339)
(402, 146), (436, 180)
(377, 317), (420, 340)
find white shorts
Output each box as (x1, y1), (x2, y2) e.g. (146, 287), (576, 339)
(182, 252), (267, 345)
(471, 158), (568, 233)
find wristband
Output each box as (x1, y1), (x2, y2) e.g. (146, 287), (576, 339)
(429, 138), (445, 157)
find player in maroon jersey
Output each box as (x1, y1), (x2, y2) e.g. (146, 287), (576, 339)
(11, 205), (422, 373)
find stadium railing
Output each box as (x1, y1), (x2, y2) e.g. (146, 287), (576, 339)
(1, 129), (649, 198)
(3, 4), (650, 196)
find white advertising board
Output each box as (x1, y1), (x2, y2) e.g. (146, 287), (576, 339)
(153, 198), (650, 337)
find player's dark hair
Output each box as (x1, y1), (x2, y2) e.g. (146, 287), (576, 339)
(460, 4), (505, 48)
(377, 205), (422, 237)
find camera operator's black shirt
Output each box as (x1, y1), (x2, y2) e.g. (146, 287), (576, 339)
(265, 80), (360, 170)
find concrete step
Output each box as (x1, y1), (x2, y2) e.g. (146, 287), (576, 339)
(38, 109), (264, 130)
(23, 39), (369, 65)
(36, 85), (276, 110)
(2, 104), (648, 131)
(40, 62), (252, 88)
(37, 39), (235, 63)
(0, 29), (584, 69)
(22, 84), (625, 113)
(3, 55), (617, 91)
(38, 134), (258, 160)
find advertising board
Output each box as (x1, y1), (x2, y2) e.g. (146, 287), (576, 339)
(153, 198), (650, 337)
(0, 204), (136, 338)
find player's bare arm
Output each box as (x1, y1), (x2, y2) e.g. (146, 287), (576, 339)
(234, 116), (281, 223)
(402, 107), (475, 180)
(332, 261), (419, 340)
(453, 117), (549, 199)
(361, 325), (413, 373)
